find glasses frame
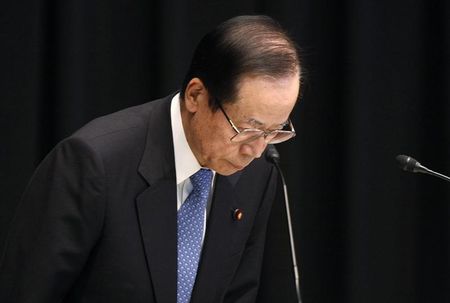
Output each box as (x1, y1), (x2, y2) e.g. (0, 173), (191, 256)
(218, 103), (296, 144)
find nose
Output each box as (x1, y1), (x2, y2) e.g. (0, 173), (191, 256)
(240, 136), (268, 158)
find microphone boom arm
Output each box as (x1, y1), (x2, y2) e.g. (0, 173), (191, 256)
(419, 166), (450, 182)
(266, 145), (302, 303)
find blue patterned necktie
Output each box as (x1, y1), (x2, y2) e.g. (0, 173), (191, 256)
(177, 168), (213, 303)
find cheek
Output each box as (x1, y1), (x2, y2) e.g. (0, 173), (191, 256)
(210, 136), (234, 156)
(208, 136), (240, 163)
(208, 125), (233, 149)
(196, 114), (240, 160)
(199, 126), (229, 157)
(238, 144), (252, 155)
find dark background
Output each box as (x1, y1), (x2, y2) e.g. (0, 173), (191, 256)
(1, 0), (449, 302)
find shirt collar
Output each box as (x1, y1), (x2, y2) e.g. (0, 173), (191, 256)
(170, 93), (203, 184)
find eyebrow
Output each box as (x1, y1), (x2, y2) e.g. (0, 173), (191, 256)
(246, 118), (289, 129)
(247, 118), (264, 127)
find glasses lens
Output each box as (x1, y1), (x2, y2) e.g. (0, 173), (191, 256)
(231, 130), (264, 143)
(231, 130), (296, 144)
(268, 131), (296, 144)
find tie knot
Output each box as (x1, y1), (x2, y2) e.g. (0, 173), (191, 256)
(190, 168), (213, 191)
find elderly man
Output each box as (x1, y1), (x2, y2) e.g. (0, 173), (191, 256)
(0, 15), (301, 303)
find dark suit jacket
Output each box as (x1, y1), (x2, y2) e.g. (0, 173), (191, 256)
(0, 95), (279, 303)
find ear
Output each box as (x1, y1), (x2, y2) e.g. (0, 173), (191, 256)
(183, 78), (209, 113)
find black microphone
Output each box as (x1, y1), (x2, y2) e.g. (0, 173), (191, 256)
(396, 154), (450, 183)
(266, 144), (281, 164)
(266, 145), (302, 303)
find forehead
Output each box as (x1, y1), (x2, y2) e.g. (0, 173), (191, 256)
(228, 74), (299, 125)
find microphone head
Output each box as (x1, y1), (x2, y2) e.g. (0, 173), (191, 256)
(396, 154), (420, 172)
(266, 144), (280, 164)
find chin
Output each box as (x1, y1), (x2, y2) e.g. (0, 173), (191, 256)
(214, 162), (246, 176)
(213, 166), (237, 176)
(217, 168), (240, 176)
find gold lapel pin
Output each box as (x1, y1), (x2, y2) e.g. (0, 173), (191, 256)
(233, 208), (243, 221)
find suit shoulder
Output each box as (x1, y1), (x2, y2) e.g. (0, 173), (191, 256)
(74, 96), (170, 140)
(51, 95), (171, 164)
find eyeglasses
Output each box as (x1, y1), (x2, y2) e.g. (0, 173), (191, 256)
(218, 104), (296, 144)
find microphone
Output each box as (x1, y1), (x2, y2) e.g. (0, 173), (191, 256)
(266, 144), (281, 164)
(266, 145), (302, 303)
(396, 155), (450, 183)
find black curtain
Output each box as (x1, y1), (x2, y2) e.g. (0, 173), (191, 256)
(1, 1), (449, 302)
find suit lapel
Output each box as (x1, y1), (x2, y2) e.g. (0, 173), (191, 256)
(134, 95), (258, 303)
(191, 173), (246, 302)
(136, 97), (177, 303)
(136, 181), (177, 303)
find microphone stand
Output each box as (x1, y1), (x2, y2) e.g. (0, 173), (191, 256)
(267, 145), (302, 303)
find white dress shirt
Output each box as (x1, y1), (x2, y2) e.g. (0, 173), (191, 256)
(170, 93), (215, 241)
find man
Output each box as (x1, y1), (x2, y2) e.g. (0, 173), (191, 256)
(0, 15), (301, 303)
